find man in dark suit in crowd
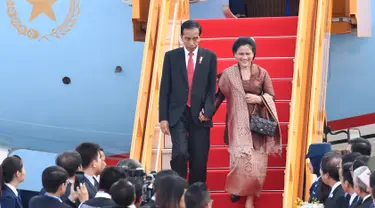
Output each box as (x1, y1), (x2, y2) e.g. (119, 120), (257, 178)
(75, 142), (104, 199)
(321, 152), (346, 208)
(29, 166), (84, 208)
(159, 20), (217, 185)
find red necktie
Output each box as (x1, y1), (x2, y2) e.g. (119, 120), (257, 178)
(187, 52), (194, 106)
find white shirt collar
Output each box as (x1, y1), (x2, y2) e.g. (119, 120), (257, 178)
(94, 190), (111, 199)
(84, 173), (96, 187)
(329, 181), (341, 198)
(349, 193), (357, 205)
(183, 46), (199, 69)
(183, 46), (199, 56)
(362, 194), (371, 204)
(5, 183), (18, 197)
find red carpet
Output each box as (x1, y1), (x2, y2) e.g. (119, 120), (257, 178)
(196, 16), (298, 208)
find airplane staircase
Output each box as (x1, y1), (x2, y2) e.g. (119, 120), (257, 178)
(130, 0), (334, 207)
(195, 17), (296, 207)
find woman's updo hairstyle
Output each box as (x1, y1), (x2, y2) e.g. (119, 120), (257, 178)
(232, 37), (257, 59)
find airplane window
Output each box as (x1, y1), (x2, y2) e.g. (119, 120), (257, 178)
(62, 76), (71, 85)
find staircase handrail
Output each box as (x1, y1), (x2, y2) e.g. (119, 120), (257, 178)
(130, 0), (163, 161)
(283, 0), (320, 206)
(140, 0), (189, 173)
(304, 0), (333, 200)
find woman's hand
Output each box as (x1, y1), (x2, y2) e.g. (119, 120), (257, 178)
(245, 93), (262, 104)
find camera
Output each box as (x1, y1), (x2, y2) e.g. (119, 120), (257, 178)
(118, 166), (157, 204)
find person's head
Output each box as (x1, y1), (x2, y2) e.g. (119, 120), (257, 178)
(0, 155), (26, 186)
(99, 166), (126, 192)
(320, 151), (342, 186)
(75, 142), (102, 175)
(352, 155), (370, 174)
(353, 166), (370, 196)
(117, 158), (144, 183)
(349, 138), (372, 156)
(42, 166), (69, 197)
(185, 182), (212, 208)
(109, 179), (135, 207)
(340, 162), (354, 192)
(55, 151), (82, 178)
(117, 158), (142, 170)
(232, 37), (256, 69)
(181, 20), (202, 52)
(154, 169), (179, 194)
(306, 143), (332, 176)
(155, 175), (188, 208)
(342, 152), (362, 165)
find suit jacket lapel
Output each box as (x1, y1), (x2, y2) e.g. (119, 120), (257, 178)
(192, 48), (205, 89)
(179, 48), (188, 87)
(84, 176), (98, 195)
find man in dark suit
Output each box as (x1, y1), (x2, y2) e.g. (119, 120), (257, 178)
(75, 142), (104, 199)
(159, 20), (217, 184)
(29, 166), (79, 208)
(321, 152), (347, 208)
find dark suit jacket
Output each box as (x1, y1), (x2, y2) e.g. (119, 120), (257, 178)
(40, 182), (72, 202)
(40, 181), (81, 208)
(325, 185), (347, 208)
(0, 185), (23, 208)
(349, 195), (360, 208)
(81, 175), (99, 199)
(28, 195), (71, 208)
(81, 196), (120, 208)
(356, 196), (373, 208)
(159, 47), (217, 127)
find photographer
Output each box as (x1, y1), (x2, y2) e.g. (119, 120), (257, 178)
(141, 170), (179, 208)
(117, 159), (144, 208)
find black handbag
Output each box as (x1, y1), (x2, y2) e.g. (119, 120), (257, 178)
(250, 103), (278, 136)
(239, 64), (278, 136)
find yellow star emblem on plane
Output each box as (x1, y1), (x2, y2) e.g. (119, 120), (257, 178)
(27, 0), (57, 22)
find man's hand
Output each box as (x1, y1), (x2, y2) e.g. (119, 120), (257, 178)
(160, 120), (170, 135)
(199, 109), (210, 122)
(245, 93), (262, 104)
(77, 183), (88, 202)
(68, 183), (79, 203)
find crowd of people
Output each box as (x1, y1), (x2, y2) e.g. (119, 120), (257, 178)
(0, 142), (213, 208)
(306, 138), (375, 207)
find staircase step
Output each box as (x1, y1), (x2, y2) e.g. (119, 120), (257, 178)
(207, 147), (286, 168)
(213, 102), (290, 123)
(200, 36), (296, 58)
(210, 192), (283, 208)
(218, 58), (294, 78)
(196, 17), (298, 38)
(207, 169), (284, 191)
(210, 123), (289, 146)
